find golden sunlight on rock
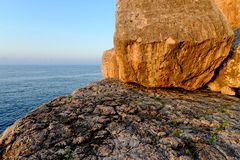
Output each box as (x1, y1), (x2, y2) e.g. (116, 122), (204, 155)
(104, 0), (233, 90)
(214, 0), (240, 28)
(208, 29), (240, 95)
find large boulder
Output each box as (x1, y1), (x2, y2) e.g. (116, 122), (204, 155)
(208, 28), (240, 95)
(113, 0), (233, 90)
(101, 49), (119, 79)
(214, 0), (240, 28)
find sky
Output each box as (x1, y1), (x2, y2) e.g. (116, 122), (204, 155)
(0, 0), (116, 65)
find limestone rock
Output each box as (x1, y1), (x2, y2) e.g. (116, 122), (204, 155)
(208, 28), (240, 95)
(113, 0), (233, 90)
(214, 0), (240, 28)
(1, 79), (240, 159)
(101, 48), (119, 79)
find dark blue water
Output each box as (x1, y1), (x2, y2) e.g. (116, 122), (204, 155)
(0, 65), (102, 134)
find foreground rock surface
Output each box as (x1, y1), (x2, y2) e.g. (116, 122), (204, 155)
(113, 0), (233, 90)
(214, 0), (240, 28)
(208, 28), (240, 95)
(1, 79), (240, 160)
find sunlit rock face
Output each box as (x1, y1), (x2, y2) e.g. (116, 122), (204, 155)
(113, 0), (233, 90)
(214, 0), (240, 28)
(208, 28), (240, 95)
(101, 49), (119, 79)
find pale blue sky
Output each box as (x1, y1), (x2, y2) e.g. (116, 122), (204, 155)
(0, 0), (116, 65)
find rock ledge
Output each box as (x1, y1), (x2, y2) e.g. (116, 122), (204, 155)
(0, 79), (240, 159)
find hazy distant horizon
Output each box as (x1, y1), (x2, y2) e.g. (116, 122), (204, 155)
(0, 54), (102, 65)
(0, 0), (115, 65)
(0, 62), (101, 66)
(0, 63), (101, 66)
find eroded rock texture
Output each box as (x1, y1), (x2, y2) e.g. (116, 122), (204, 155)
(1, 79), (240, 159)
(208, 28), (240, 95)
(113, 0), (233, 90)
(101, 48), (119, 79)
(214, 0), (240, 28)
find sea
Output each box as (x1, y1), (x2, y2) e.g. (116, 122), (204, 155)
(0, 65), (102, 134)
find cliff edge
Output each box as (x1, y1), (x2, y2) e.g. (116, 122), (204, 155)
(1, 79), (239, 159)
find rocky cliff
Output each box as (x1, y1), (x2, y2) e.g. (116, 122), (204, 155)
(214, 0), (240, 28)
(206, 0), (240, 95)
(0, 79), (240, 159)
(102, 49), (118, 79)
(102, 0), (240, 96)
(103, 0), (234, 90)
(208, 28), (240, 95)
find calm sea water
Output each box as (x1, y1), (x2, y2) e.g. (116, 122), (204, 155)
(0, 65), (102, 134)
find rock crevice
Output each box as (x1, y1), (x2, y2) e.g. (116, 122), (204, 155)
(208, 28), (240, 95)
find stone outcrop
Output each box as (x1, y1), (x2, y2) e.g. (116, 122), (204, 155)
(0, 79), (240, 159)
(111, 0), (234, 90)
(214, 0), (240, 28)
(101, 48), (118, 79)
(208, 28), (240, 95)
